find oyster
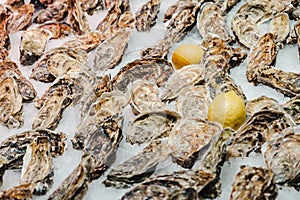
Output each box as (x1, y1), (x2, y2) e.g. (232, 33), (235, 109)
(67, 0), (90, 35)
(20, 136), (53, 195)
(135, 0), (160, 32)
(0, 5), (9, 60)
(197, 2), (233, 43)
(129, 80), (165, 115)
(176, 85), (209, 120)
(48, 156), (91, 200)
(5, 0), (25, 8)
(112, 58), (174, 93)
(34, 0), (69, 24)
(263, 127), (300, 189)
(126, 110), (180, 145)
(269, 13), (290, 44)
(168, 119), (222, 169)
(19, 28), (52, 65)
(282, 95), (300, 125)
(0, 184), (34, 200)
(38, 22), (71, 39)
(246, 95), (279, 117)
(6, 4), (34, 33)
(73, 91), (128, 150)
(160, 64), (204, 101)
(121, 169), (216, 200)
(215, 0), (241, 13)
(104, 140), (170, 188)
(78, 0), (104, 14)
(230, 166), (277, 200)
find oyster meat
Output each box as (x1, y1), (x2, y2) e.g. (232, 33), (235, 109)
(38, 22), (71, 39)
(67, 0), (90, 35)
(230, 166), (277, 200)
(126, 110), (180, 145)
(129, 80), (165, 115)
(104, 140), (171, 188)
(20, 136), (53, 195)
(6, 4), (34, 33)
(19, 28), (51, 65)
(168, 119), (222, 169)
(263, 127), (300, 189)
(135, 0), (160, 32)
(112, 58), (174, 93)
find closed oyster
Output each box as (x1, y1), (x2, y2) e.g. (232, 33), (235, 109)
(230, 166), (277, 200)
(269, 13), (290, 43)
(282, 95), (300, 125)
(112, 58), (174, 93)
(104, 140), (171, 188)
(0, 5), (9, 60)
(160, 64), (204, 101)
(38, 22), (71, 39)
(135, 0), (160, 32)
(0, 184), (34, 200)
(263, 127), (300, 189)
(168, 119), (222, 169)
(197, 2), (233, 43)
(129, 80), (165, 115)
(20, 28), (52, 65)
(34, 0), (69, 24)
(6, 4), (34, 33)
(48, 156), (91, 200)
(121, 169), (216, 200)
(126, 110), (180, 145)
(20, 136), (53, 195)
(67, 0), (90, 35)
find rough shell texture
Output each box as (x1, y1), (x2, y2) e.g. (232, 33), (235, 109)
(34, 0), (68, 24)
(38, 22), (71, 39)
(135, 0), (160, 32)
(67, 0), (90, 35)
(0, 184), (33, 200)
(6, 4), (34, 33)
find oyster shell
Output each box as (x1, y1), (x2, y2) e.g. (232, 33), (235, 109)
(20, 136), (53, 195)
(19, 28), (52, 65)
(282, 95), (300, 125)
(48, 156), (91, 200)
(34, 0), (69, 24)
(6, 0), (25, 8)
(269, 13), (290, 44)
(168, 119), (222, 169)
(121, 169), (216, 200)
(38, 22), (71, 39)
(263, 127), (300, 189)
(0, 184), (34, 200)
(0, 5), (9, 60)
(215, 0), (241, 13)
(246, 95), (279, 117)
(230, 166), (277, 200)
(104, 140), (171, 188)
(67, 0), (90, 35)
(197, 2), (233, 43)
(135, 0), (160, 32)
(126, 110), (180, 145)
(160, 64), (204, 101)
(112, 58), (174, 93)
(79, 0), (104, 15)
(129, 80), (165, 115)
(6, 4), (34, 33)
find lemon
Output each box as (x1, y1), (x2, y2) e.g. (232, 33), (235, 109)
(172, 44), (205, 70)
(207, 91), (246, 130)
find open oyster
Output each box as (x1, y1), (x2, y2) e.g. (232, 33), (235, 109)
(104, 140), (171, 188)
(112, 58), (174, 93)
(135, 0), (160, 32)
(20, 28), (52, 65)
(6, 4), (34, 33)
(126, 110), (180, 145)
(20, 136), (53, 195)
(230, 166), (277, 200)
(263, 127), (300, 189)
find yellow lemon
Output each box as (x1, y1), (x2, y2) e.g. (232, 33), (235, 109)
(207, 91), (246, 130)
(172, 44), (205, 70)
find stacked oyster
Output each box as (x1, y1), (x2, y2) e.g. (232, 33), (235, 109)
(0, 0), (299, 199)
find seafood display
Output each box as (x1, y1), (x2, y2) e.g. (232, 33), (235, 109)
(0, 0), (299, 199)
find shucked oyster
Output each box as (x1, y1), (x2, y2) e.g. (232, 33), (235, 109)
(20, 136), (53, 195)
(112, 58), (174, 93)
(104, 140), (171, 188)
(230, 166), (278, 200)
(135, 0), (160, 32)
(263, 127), (300, 189)
(20, 28), (52, 65)
(126, 110), (180, 145)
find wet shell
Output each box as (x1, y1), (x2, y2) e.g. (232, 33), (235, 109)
(263, 127), (300, 189)
(129, 80), (165, 115)
(104, 140), (171, 188)
(168, 119), (222, 169)
(160, 64), (204, 101)
(230, 166), (277, 200)
(135, 0), (160, 32)
(126, 110), (180, 145)
(20, 136), (53, 195)
(112, 58), (174, 93)
(6, 4), (34, 33)
(19, 28), (52, 65)
(38, 22), (71, 39)
(34, 0), (68, 24)
(269, 13), (290, 43)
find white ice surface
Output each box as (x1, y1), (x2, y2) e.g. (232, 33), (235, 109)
(0, 0), (299, 199)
